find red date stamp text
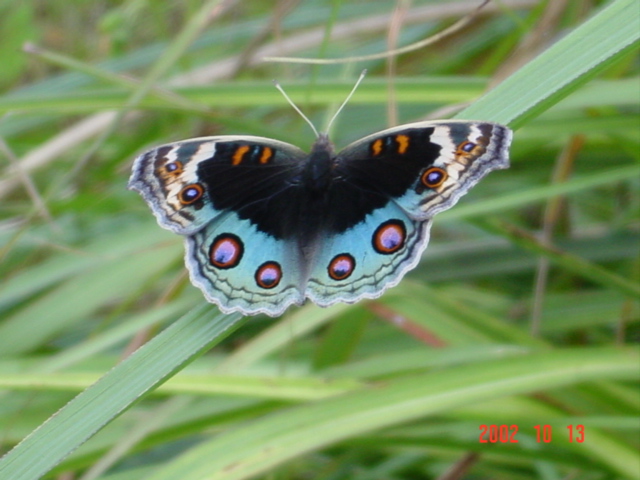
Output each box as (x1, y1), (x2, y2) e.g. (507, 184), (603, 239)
(479, 424), (585, 443)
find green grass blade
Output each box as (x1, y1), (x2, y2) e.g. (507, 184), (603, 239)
(1, 1), (637, 479)
(459, 0), (640, 126)
(0, 306), (244, 480)
(147, 348), (639, 480)
(440, 164), (640, 221)
(478, 218), (640, 298)
(0, 242), (182, 355)
(0, 372), (363, 401)
(0, 77), (490, 114)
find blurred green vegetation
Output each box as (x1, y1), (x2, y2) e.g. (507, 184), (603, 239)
(0, 1), (638, 479)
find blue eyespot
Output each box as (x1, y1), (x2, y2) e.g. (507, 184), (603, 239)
(179, 184), (204, 204)
(372, 220), (406, 255)
(421, 167), (447, 189)
(165, 161), (182, 173)
(209, 234), (244, 269)
(255, 261), (282, 289)
(328, 253), (356, 281)
(461, 141), (476, 152)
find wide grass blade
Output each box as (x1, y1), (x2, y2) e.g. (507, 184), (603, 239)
(0, 306), (245, 480)
(148, 348), (640, 480)
(459, 0), (640, 126)
(0, 0), (637, 479)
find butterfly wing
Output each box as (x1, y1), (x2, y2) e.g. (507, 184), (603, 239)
(305, 201), (430, 307)
(129, 135), (310, 316)
(303, 121), (511, 305)
(185, 210), (306, 316)
(130, 122), (511, 315)
(334, 120), (512, 219)
(129, 135), (307, 235)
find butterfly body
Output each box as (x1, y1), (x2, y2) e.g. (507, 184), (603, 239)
(130, 120), (512, 316)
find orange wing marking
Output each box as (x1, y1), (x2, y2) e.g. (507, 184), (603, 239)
(395, 134), (410, 154)
(371, 139), (383, 156)
(259, 147), (273, 164)
(232, 145), (250, 165)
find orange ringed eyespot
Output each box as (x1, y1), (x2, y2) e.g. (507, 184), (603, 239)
(164, 161), (183, 174)
(179, 184), (204, 204)
(255, 261), (282, 289)
(328, 254), (356, 281)
(209, 234), (244, 269)
(421, 167), (447, 188)
(459, 141), (476, 153)
(372, 220), (406, 255)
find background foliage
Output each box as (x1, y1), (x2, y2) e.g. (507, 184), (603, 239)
(0, 0), (638, 479)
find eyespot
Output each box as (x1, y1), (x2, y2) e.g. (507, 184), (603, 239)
(372, 220), (406, 255)
(179, 184), (204, 205)
(328, 253), (356, 281)
(255, 261), (282, 289)
(164, 161), (183, 174)
(209, 234), (244, 269)
(459, 141), (476, 153)
(421, 167), (447, 189)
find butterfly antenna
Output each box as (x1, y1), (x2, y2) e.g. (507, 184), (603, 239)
(273, 80), (319, 138)
(325, 69), (367, 134)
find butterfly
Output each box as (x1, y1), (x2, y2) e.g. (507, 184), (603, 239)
(129, 82), (512, 317)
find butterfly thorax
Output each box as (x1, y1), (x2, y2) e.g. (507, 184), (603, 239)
(303, 134), (335, 193)
(289, 135), (338, 251)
